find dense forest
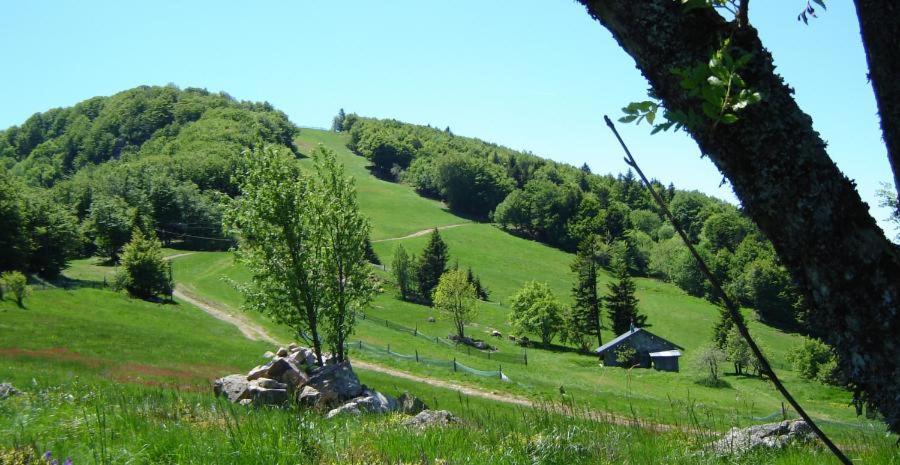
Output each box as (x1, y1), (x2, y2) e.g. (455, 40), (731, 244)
(342, 114), (809, 331)
(0, 85), (297, 276)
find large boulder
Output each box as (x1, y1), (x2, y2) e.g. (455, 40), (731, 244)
(325, 389), (397, 419)
(397, 392), (428, 415)
(402, 410), (459, 429)
(246, 364), (271, 381)
(305, 361), (363, 405)
(0, 382), (19, 400)
(213, 375), (250, 402)
(252, 378), (287, 390)
(710, 420), (813, 455)
(296, 385), (323, 407)
(248, 386), (289, 406)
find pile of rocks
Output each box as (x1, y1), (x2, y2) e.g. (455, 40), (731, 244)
(213, 343), (457, 425)
(449, 334), (494, 351)
(709, 420), (814, 455)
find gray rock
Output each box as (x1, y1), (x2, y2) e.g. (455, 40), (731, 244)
(213, 374), (250, 402)
(710, 420), (813, 455)
(427, 316), (436, 323)
(251, 378), (287, 390)
(288, 342), (299, 352)
(306, 361), (363, 405)
(325, 389), (397, 418)
(397, 392), (428, 415)
(248, 386), (288, 406)
(403, 410), (459, 429)
(296, 385), (323, 407)
(276, 347), (289, 357)
(0, 382), (19, 399)
(267, 357), (299, 381)
(288, 348), (317, 369)
(279, 364), (309, 391)
(262, 351), (275, 359)
(247, 363), (271, 381)
(326, 401), (362, 418)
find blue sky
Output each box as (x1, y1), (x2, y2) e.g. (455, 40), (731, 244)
(1, 1), (896, 236)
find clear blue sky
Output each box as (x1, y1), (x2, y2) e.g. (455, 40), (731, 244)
(1, 1), (896, 236)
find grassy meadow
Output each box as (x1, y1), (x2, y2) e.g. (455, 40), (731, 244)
(0, 127), (895, 463)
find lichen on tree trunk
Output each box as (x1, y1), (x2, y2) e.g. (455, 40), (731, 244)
(575, 0), (899, 432)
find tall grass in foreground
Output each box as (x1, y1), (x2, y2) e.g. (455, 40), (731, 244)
(1, 381), (895, 465)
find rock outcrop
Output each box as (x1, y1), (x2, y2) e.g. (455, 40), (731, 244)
(0, 383), (19, 400)
(403, 410), (460, 429)
(710, 420), (813, 455)
(213, 344), (431, 422)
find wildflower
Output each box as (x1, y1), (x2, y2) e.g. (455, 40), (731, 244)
(43, 451), (53, 460)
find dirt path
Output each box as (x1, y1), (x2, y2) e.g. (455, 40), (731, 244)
(372, 223), (470, 243)
(172, 285), (279, 345)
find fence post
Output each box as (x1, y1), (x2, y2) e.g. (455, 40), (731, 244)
(782, 402), (786, 421)
(358, 341), (362, 349)
(488, 351), (491, 360)
(499, 365), (502, 379)
(524, 348), (528, 366)
(453, 358), (457, 372)
(415, 349), (419, 363)
(387, 344), (390, 353)
(414, 325), (418, 336)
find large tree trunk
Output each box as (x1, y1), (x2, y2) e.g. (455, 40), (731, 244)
(854, 1), (900, 198)
(575, 1), (900, 432)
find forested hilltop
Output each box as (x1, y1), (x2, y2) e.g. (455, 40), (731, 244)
(342, 114), (810, 331)
(0, 85), (297, 276)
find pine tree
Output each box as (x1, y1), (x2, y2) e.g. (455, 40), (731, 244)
(332, 108), (345, 132)
(363, 236), (381, 265)
(712, 305), (745, 349)
(392, 244), (414, 301)
(417, 228), (448, 304)
(569, 235), (604, 349)
(605, 259), (646, 335)
(465, 266), (489, 301)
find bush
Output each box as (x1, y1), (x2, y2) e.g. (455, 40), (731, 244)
(694, 345), (726, 386)
(115, 229), (172, 300)
(1, 271), (29, 307)
(789, 337), (841, 385)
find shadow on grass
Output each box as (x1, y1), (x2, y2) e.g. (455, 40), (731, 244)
(694, 377), (732, 389)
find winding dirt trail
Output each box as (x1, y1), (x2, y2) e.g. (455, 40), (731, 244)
(372, 223), (471, 243)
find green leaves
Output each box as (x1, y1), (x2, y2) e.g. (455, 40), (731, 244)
(620, 37), (762, 135)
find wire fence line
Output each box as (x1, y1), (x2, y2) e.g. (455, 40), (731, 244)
(348, 340), (510, 382)
(356, 311), (528, 365)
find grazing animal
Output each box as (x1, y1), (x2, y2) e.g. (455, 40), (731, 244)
(508, 335), (517, 341)
(491, 330), (502, 338)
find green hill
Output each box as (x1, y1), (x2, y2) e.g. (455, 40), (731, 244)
(0, 89), (894, 463)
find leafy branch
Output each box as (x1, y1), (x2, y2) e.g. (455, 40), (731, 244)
(619, 38), (761, 134)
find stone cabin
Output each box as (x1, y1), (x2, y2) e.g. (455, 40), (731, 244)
(595, 328), (683, 372)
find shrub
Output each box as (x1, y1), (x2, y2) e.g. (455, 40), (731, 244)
(1, 271), (29, 307)
(694, 345), (726, 385)
(115, 229), (172, 300)
(790, 337), (841, 385)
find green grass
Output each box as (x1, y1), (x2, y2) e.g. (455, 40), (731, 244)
(160, 130), (886, 442)
(295, 130), (465, 240)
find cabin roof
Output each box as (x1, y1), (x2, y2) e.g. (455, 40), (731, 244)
(649, 350), (682, 358)
(594, 327), (683, 354)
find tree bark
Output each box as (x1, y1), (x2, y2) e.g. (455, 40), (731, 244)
(575, 0), (899, 432)
(853, 1), (900, 198)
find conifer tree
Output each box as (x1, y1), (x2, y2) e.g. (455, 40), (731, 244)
(605, 259), (646, 335)
(417, 228), (448, 304)
(115, 228), (172, 300)
(712, 306), (745, 350)
(363, 236), (380, 265)
(569, 235), (604, 348)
